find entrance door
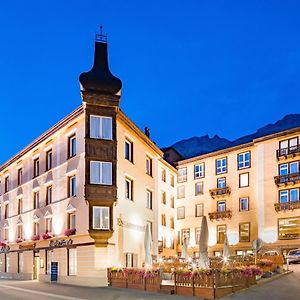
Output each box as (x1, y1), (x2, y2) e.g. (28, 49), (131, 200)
(33, 252), (40, 280)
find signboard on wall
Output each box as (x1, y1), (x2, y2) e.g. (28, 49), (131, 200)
(51, 262), (58, 282)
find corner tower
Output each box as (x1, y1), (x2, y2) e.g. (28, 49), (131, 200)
(79, 28), (121, 247)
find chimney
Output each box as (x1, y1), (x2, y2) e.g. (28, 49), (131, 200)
(145, 127), (150, 138)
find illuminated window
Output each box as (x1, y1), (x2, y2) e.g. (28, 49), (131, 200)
(125, 178), (133, 201)
(195, 182), (204, 195)
(181, 228), (190, 244)
(33, 158), (40, 178)
(46, 186), (52, 205)
(33, 191), (40, 209)
(217, 201), (226, 212)
(278, 217), (300, 240)
(68, 212), (76, 229)
(240, 197), (249, 211)
(68, 248), (77, 276)
(239, 173), (249, 188)
(161, 214), (166, 226)
(146, 190), (152, 209)
(177, 185), (185, 199)
(68, 175), (76, 197)
(146, 156), (152, 176)
(239, 223), (250, 242)
(195, 203), (204, 217)
(18, 198), (23, 214)
(161, 191), (166, 205)
(217, 177), (226, 188)
(177, 206), (185, 219)
(17, 168), (23, 186)
(93, 206), (109, 230)
(217, 224), (226, 243)
(178, 168), (187, 183)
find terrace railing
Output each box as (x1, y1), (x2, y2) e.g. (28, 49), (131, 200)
(274, 173), (300, 185)
(277, 145), (300, 159)
(208, 210), (232, 221)
(209, 187), (231, 198)
(274, 201), (300, 212)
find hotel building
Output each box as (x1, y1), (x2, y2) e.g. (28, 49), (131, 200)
(175, 127), (300, 257)
(0, 31), (299, 286)
(0, 32), (176, 286)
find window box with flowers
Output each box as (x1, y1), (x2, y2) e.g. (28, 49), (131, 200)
(65, 228), (76, 237)
(0, 241), (7, 248)
(42, 231), (54, 240)
(15, 238), (23, 243)
(31, 235), (40, 241)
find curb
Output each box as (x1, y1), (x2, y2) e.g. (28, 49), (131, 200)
(256, 270), (293, 285)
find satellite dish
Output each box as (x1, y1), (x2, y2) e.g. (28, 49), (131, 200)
(252, 238), (263, 251)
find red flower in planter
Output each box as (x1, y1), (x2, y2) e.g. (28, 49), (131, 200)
(32, 235), (40, 241)
(0, 241), (7, 248)
(15, 238), (23, 243)
(42, 232), (53, 240)
(64, 228), (76, 237)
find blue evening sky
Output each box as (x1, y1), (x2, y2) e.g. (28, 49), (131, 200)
(0, 0), (300, 164)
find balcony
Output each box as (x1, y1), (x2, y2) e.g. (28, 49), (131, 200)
(277, 145), (300, 159)
(208, 210), (232, 221)
(209, 186), (231, 198)
(274, 201), (300, 212)
(274, 173), (300, 186)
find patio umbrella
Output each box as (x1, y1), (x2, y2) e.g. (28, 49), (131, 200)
(198, 216), (209, 268)
(223, 234), (230, 264)
(144, 223), (153, 268)
(181, 238), (188, 260)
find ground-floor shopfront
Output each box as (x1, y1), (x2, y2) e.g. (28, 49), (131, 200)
(0, 235), (116, 286)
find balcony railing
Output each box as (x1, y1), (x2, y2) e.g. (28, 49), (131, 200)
(209, 186), (231, 198)
(274, 172), (300, 185)
(277, 145), (300, 158)
(208, 210), (232, 221)
(274, 201), (300, 212)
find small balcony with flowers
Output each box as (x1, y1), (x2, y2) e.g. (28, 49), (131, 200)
(274, 161), (300, 186)
(276, 137), (300, 160)
(209, 177), (231, 199)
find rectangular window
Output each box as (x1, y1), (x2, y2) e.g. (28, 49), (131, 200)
(33, 158), (40, 178)
(18, 252), (24, 273)
(125, 253), (134, 268)
(177, 185), (185, 199)
(238, 151), (251, 169)
(195, 203), (204, 217)
(170, 196), (175, 208)
(195, 182), (204, 195)
(68, 212), (76, 229)
(68, 248), (77, 276)
(161, 214), (166, 226)
(45, 218), (52, 232)
(217, 224), (226, 243)
(125, 139), (133, 162)
(90, 161), (112, 185)
(146, 190), (152, 209)
(290, 161), (299, 174)
(170, 217), (174, 229)
(279, 161), (299, 175)
(170, 174), (175, 187)
(217, 200), (226, 212)
(195, 227), (201, 245)
(17, 225), (23, 239)
(33, 222), (39, 236)
(279, 190), (289, 203)
(161, 169), (166, 182)
(239, 197), (249, 211)
(217, 177), (226, 188)
(18, 198), (23, 215)
(279, 137), (299, 155)
(90, 115), (112, 140)
(239, 223), (250, 242)
(33, 191), (40, 209)
(177, 206), (185, 219)
(278, 217), (300, 240)
(4, 204), (8, 219)
(239, 173), (249, 187)
(68, 134), (77, 158)
(279, 189), (300, 203)
(68, 175), (76, 197)
(279, 163), (288, 176)
(46, 149), (53, 171)
(161, 191), (166, 205)
(178, 168), (187, 183)
(46, 250), (52, 275)
(146, 156), (153, 176)
(125, 178), (133, 201)
(4, 176), (9, 193)
(93, 206), (109, 230)
(216, 158), (227, 175)
(181, 228), (190, 244)
(290, 189), (299, 202)
(46, 186), (52, 205)
(194, 163), (205, 179)
(17, 168), (23, 186)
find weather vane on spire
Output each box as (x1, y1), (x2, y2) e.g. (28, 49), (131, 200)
(95, 25), (107, 43)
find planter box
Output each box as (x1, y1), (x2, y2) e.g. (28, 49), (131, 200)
(110, 279), (127, 288)
(145, 283), (160, 292)
(194, 287), (215, 299)
(176, 286), (194, 296)
(127, 282), (144, 290)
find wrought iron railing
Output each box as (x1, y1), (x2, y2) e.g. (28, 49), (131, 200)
(274, 173), (300, 185)
(277, 145), (300, 158)
(208, 210), (232, 221)
(274, 201), (300, 212)
(209, 186), (231, 198)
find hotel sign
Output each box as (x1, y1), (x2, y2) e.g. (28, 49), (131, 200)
(19, 243), (36, 250)
(49, 239), (73, 248)
(117, 218), (145, 232)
